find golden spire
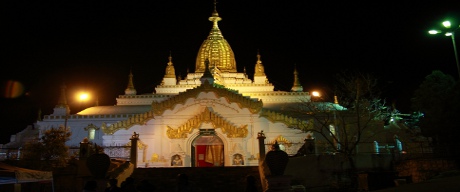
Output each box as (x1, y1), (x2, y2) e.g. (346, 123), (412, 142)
(209, 0), (222, 36)
(291, 64), (303, 92)
(164, 51), (176, 78)
(124, 68), (137, 95)
(56, 82), (70, 115)
(37, 108), (42, 121)
(56, 83), (67, 107)
(195, 1), (236, 73)
(212, 0), (219, 17)
(254, 50), (265, 76)
(168, 51), (173, 66)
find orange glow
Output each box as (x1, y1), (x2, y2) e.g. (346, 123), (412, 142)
(76, 92), (90, 102)
(2, 80), (25, 98)
(312, 91), (320, 97)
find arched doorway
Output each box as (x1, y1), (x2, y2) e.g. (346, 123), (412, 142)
(191, 129), (224, 167)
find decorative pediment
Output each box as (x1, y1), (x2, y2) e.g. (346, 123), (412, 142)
(166, 107), (248, 139)
(101, 111), (155, 135)
(83, 123), (100, 131)
(260, 109), (313, 131)
(152, 81), (263, 116)
(269, 135), (292, 147)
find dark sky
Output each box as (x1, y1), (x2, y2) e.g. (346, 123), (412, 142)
(1, 1), (459, 144)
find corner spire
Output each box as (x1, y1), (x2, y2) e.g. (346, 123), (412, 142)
(53, 82), (70, 116)
(254, 50), (265, 76)
(56, 83), (68, 108)
(291, 64), (303, 92)
(164, 51), (176, 78)
(161, 52), (178, 86)
(124, 68), (137, 95)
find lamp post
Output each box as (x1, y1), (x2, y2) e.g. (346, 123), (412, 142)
(429, 20), (460, 79)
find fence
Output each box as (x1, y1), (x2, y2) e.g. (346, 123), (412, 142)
(263, 141), (441, 159)
(0, 145), (131, 161)
(0, 141), (453, 161)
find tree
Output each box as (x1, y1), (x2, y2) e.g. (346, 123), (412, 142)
(294, 72), (391, 190)
(411, 70), (460, 158)
(22, 125), (71, 168)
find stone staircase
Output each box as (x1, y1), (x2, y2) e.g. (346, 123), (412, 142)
(129, 166), (262, 192)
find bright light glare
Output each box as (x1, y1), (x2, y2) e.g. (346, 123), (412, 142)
(79, 93), (89, 101)
(312, 91), (320, 97)
(428, 30), (440, 34)
(442, 21), (451, 28)
(445, 32), (453, 36)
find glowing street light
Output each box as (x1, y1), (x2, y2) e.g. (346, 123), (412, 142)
(75, 91), (92, 111)
(311, 91), (321, 97)
(79, 93), (89, 101)
(311, 91), (322, 102)
(429, 20), (460, 79)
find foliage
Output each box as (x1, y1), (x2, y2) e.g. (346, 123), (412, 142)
(410, 70), (460, 157)
(21, 140), (44, 160)
(411, 70), (456, 135)
(298, 72), (390, 157)
(294, 72), (393, 190)
(22, 125), (71, 167)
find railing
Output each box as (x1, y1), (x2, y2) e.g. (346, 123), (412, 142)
(102, 145), (131, 160)
(0, 141), (455, 161)
(0, 148), (21, 160)
(263, 141), (452, 160)
(0, 145), (131, 161)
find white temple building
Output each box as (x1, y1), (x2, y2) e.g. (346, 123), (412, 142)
(17, 4), (334, 168)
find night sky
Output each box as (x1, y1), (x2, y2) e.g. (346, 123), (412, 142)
(1, 1), (459, 144)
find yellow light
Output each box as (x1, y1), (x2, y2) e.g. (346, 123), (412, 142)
(312, 91), (320, 97)
(78, 92), (89, 101)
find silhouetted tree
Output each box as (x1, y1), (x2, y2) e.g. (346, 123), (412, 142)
(22, 125), (71, 168)
(294, 72), (391, 190)
(411, 70), (460, 159)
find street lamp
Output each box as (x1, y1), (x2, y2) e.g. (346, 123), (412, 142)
(76, 91), (91, 111)
(79, 92), (89, 101)
(428, 20), (460, 79)
(311, 91), (321, 100)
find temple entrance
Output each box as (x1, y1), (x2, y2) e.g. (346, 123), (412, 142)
(191, 129), (224, 167)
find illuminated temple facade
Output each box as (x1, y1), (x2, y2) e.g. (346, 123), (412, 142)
(35, 5), (316, 167)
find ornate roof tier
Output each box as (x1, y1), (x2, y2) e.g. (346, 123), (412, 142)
(152, 80), (263, 115)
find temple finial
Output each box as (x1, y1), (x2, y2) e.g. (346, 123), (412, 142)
(209, 0), (221, 27)
(168, 51), (173, 66)
(54, 82), (70, 116)
(291, 63), (303, 92)
(257, 49), (261, 64)
(125, 67), (137, 95)
(213, 0), (218, 16)
(254, 50), (265, 76)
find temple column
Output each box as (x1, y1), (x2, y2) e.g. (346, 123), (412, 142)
(130, 132), (140, 167)
(257, 131), (266, 162)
